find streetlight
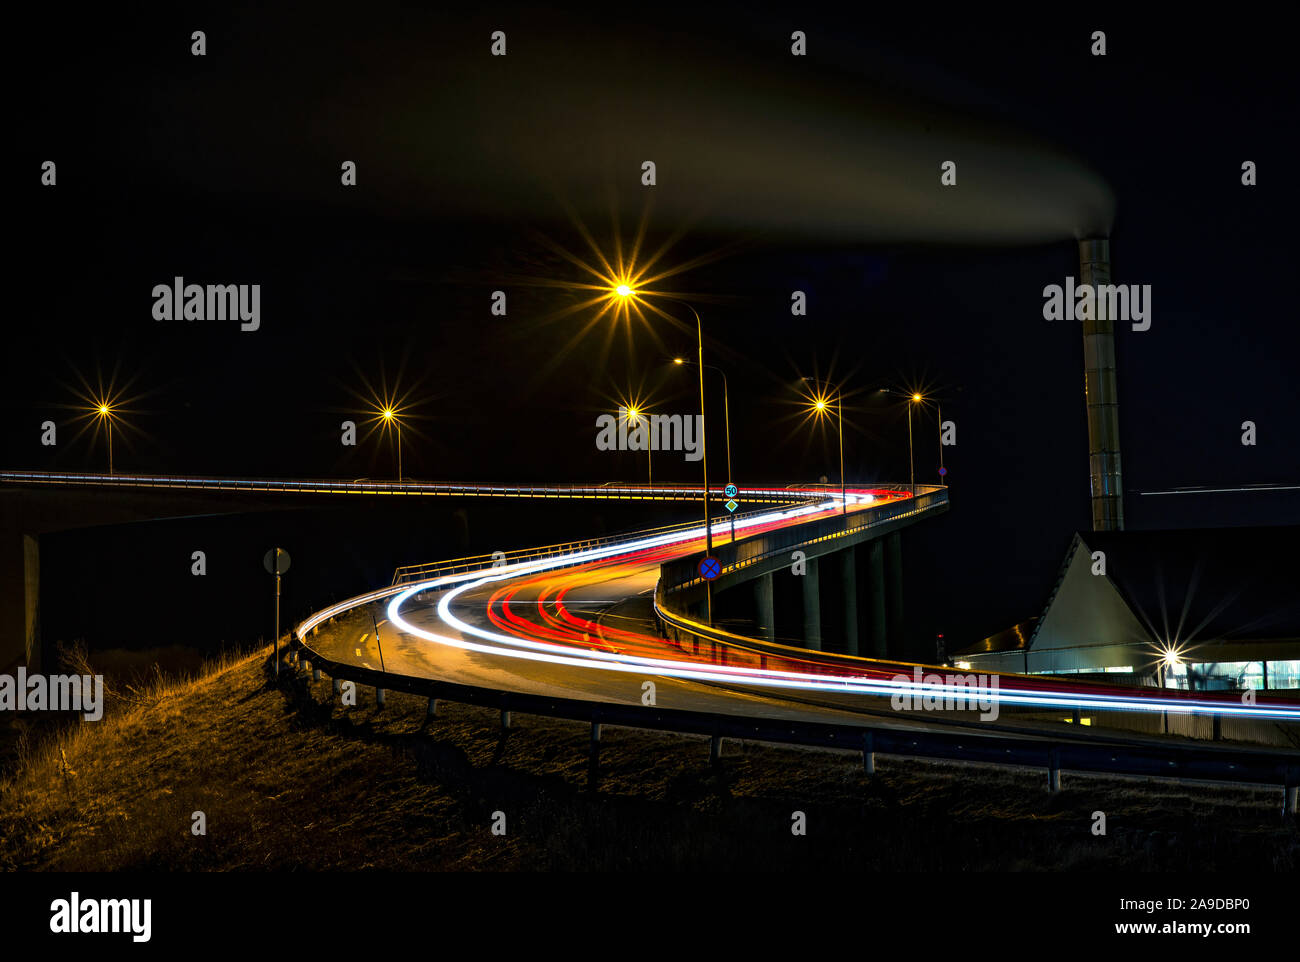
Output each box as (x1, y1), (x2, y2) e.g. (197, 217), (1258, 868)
(380, 407), (402, 481)
(94, 402), (116, 475)
(616, 285), (714, 623)
(802, 378), (846, 515)
(1157, 644), (1184, 688)
(909, 393), (920, 496)
(624, 405), (652, 486)
(674, 357), (735, 541)
(879, 388), (943, 496)
(931, 397), (945, 483)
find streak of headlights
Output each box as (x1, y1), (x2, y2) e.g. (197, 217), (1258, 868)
(380, 498), (1300, 721)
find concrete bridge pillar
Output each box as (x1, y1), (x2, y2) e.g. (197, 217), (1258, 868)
(753, 571), (775, 642)
(885, 531), (904, 656)
(840, 547), (859, 656)
(0, 527), (40, 672)
(801, 557), (821, 650)
(866, 539), (887, 658)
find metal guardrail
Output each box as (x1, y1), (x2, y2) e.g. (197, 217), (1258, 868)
(288, 641), (1300, 808)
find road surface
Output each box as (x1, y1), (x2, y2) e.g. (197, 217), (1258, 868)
(298, 486), (1300, 733)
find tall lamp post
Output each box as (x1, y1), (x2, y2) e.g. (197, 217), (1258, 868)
(935, 397), (944, 482)
(96, 403), (115, 475)
(617, 286), (714, 624)
(381, 407), (402, 481)
(626, 405), (652, 486)
(674, 357), (734, 540)
(908, 393), (919, 496)
(803, 378), (846, 515)
(879, 388), (934, 496)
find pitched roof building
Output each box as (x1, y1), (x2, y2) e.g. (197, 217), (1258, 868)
(958, 526), (1300, 690)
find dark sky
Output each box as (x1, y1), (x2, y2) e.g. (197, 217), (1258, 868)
(9, 5), (1298, 650)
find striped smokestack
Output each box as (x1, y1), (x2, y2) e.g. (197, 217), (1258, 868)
(1079, 238), (1124, 531)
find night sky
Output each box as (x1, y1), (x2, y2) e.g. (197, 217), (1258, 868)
(9, 6), (1298, 653)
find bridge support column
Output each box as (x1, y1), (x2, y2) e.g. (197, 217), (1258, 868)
(753, 572), (775, 643)
(801, 557), (821, 650)
(885, 532), (904, 656)
(0, 529), (40, 673)
(840, 547), (859, 656)
(866, 540), (887, 658)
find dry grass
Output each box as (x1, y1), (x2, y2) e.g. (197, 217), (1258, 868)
(2, 646), (1296, 871)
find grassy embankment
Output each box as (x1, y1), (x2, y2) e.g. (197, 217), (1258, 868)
(2, 645), (1296, 870)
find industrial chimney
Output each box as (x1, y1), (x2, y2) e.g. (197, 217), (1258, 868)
(1079, 238), (1124, 531)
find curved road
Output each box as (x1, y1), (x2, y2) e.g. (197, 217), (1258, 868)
(298, 486), (1300, 736)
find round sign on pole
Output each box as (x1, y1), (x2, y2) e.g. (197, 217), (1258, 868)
(724, 483), (738, 499)
(699, 556), (721, 581)
(264, 547), (291, 575)
(938, 467), (948, 478)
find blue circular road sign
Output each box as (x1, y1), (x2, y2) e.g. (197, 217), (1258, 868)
(699, 557), (722, 580)
(724, 483), (738, 498)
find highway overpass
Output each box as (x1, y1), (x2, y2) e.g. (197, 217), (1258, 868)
(0, 469), (845, 672)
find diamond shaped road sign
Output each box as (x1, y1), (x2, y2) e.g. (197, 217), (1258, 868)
(725, 499), (738, 512)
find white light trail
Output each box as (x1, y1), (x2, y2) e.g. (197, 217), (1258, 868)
(376, 500), (1300, 721)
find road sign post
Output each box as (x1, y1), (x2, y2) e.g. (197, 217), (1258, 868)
(264, 548), (291, 677)
(370, 606), (387, 674)
(724, 483), (738, 542)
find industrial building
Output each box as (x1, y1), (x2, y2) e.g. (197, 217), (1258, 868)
(959, 526), (1300, 690)
(957, 238), (1299, 691)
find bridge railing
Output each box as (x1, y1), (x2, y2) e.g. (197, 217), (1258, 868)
(391, 520), (697, 586)
(302, 493), (841, 635)
(658, 485), (949, 598)
(0, 470), (818, 503)
(389, 493), (833, 585)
